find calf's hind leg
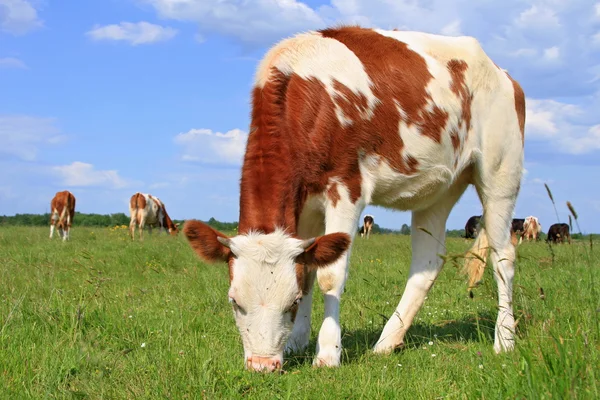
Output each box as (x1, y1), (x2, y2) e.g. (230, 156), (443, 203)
(373, 180), (468, 354)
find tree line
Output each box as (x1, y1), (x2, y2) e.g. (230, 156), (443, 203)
(6, 214), (581, 239)
(0, 213), (238, 231)
(0, 213), (467, 236)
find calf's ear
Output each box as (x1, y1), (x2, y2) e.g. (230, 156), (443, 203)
(296, 232), (351, 267)
(184, 220), (231, 263)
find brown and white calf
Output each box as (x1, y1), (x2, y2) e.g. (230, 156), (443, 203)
(129, 193), (179, 240)
(49, 190), (76, 241)
(184, 26), (525, 372)
(522, 216), (541, 242)
(360, 214), (374, 239)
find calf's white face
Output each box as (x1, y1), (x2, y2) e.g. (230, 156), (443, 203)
(183, 221), (350, 372)
(223, 232), (309, 368)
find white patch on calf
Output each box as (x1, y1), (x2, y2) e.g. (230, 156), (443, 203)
(255, 32), (379, 127)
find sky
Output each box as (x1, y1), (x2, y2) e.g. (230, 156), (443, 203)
(1, 0), (600, 233)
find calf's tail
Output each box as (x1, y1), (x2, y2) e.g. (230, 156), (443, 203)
(462, 228), (490, 295)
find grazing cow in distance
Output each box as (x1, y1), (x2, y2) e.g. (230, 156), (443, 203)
(464, 215), (482, 239)
(183, 26), (525, 372)
(360, 215), (374, 238)
(129, 193), (179, 240)
(522, 216), (542, 242)
(547, 223), (571, 244)
(49, 190), (76, 241)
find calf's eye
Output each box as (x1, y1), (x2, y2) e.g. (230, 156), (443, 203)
(286, 297), (301, 313)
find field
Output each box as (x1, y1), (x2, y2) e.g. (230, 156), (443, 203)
(1, 226), (598, 399)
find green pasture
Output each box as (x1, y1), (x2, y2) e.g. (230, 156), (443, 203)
(0, 226), (598, 399)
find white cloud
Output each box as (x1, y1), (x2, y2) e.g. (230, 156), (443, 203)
(440, 20), (462, 36)
(174, 128), (247, 165)
(543, 46), (560, 61)
(0, 115), (65, 161)
(525, 98), (600, 154)
(509, 48), (538, 58)
(515, 5), (561, 30)
(149, 181), (170, 189)
(86, 21), (178, 45)
(52, 161), (130, 189)
(531, 178), (554, 185)
(142, 0), (324, 47)
(0, 56), (27, 68)
(0, 0), (42, 35)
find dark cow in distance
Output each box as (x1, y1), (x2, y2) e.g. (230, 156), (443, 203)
(510, 218), (525, 244)
(547, 223), (571, 244)
(360, 215), (374, 239)
(511, 218), (524, 235)
(464, 215), (481, 239)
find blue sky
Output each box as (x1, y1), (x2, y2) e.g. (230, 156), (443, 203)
(1, 0), (599, 233)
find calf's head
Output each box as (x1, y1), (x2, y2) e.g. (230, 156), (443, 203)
(183, 220), (350, 372)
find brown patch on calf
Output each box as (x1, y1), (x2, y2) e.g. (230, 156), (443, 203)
(184, 220), (233, 280)
(238, 70), (297, 234)
(506, 73), (526, 146)
(327, 182), (341, 207)
(296, 232), (351, 267)
(321, 27), (448, 141)
(295, 233), (350, 294)
(295, 263), (313, 296)
(447, 59), (472, 151)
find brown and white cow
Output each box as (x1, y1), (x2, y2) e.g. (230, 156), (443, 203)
(129, 192), (179, 240)
(49, 190), (76, 241)
(183, 26), (525, 371)
(360, 214), (374, 239)
(522, 216), (541, 242)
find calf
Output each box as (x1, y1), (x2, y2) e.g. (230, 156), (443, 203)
(183, 26), (525, 371)
(464, 215), (482, 239)
(49, 190), (76, 241)
(129, 193), (179, 240)
(547, 223), (571, 244)
(360, 215), (374, 239)
(522, 216), (541, 242)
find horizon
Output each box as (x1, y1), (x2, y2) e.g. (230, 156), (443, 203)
(2, 1), (599, 234)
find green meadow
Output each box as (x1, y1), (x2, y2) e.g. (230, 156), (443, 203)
(0, 226), (598, 399)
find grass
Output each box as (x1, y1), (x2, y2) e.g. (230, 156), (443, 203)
(0, 225), (598, 399)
